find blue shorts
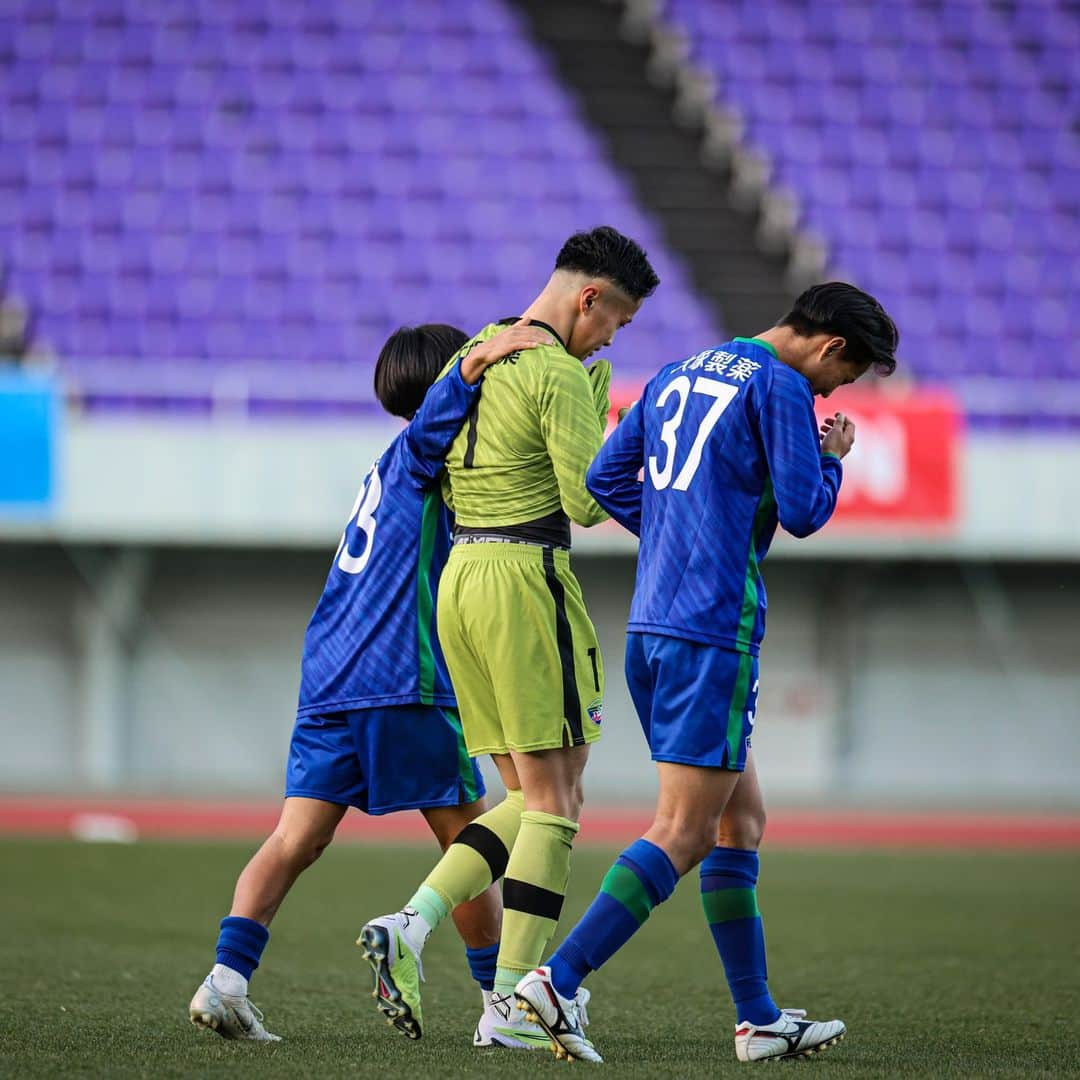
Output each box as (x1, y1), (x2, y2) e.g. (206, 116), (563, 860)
(624, 632), (759, 772)
(285, 704), (485, 815)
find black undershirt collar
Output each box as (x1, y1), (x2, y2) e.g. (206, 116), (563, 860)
(497, 316), (566, 351)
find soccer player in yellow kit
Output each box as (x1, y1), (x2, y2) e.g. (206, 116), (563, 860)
(361, 227), (659, 1049)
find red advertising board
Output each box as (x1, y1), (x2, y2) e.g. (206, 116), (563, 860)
(811, 388), (961, 529)
(608, 385), (962, 531)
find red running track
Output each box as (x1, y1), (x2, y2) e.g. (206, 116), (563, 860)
(1, 796), (1079, 849)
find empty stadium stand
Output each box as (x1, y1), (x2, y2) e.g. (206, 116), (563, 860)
(660, 0), (1080, 420)
(0, 0), (720, 410)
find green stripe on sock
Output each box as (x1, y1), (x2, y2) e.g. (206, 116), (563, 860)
(600, 863), (653, 925)
(702, 886), (760, 925)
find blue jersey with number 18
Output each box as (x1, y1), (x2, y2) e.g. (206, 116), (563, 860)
(297, 360), (479, 716)
(586, 338), (842, 656)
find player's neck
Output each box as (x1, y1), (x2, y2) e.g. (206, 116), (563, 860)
(752, 327), (812, 378)
(520, 285), (575, 352)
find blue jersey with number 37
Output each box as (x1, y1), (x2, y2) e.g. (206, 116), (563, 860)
(297, 361), (479, 716)
(586, 338), (842, 656)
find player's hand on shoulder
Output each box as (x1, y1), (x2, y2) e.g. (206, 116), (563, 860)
(459, 319), (555, 384)
(820, 412), (856, 459)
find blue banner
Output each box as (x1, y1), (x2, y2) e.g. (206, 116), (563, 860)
(0, 371), (60, 513)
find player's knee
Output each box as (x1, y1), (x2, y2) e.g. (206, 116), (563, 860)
(720, 805), (766, 850)
(274, 825), (332, 869)
(424, 807), (477, 851)
(523, 779), (584, 821)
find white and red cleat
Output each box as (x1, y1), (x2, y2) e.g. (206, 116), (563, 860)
(734, 1008), (845, 1062)
(514, 967), (602, 1063)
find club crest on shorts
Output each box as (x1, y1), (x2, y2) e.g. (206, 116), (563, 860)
(587, 699), (603, 725)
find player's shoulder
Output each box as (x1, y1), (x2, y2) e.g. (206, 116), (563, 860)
(535, 340), (586, 371)
(765, 355), (812, 400)
(514, 339), (589, 388)
(383, 426), (437, 493)
(438, 322), (498, 379)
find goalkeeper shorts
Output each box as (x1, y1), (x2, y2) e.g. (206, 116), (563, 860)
(436, 541), (605, 756)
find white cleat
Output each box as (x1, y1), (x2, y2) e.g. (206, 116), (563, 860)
(357, 911), (426, 1041)
(734, 1008), (845, 1062)
(188, 976), (281, 1042)
(514, 967), (602, 1063)
(473, 990), (553, 1050)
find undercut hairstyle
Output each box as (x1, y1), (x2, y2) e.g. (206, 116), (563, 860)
(555, 225), (660, 301)
(374, 323), (468, 419)
(779, 282), (899, 375)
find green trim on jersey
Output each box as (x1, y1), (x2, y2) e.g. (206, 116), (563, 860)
(416, 488), (441, 704)
(736, 480), (776, 649)
(441, 707), (480, 805)
(733, 336), (779, 359)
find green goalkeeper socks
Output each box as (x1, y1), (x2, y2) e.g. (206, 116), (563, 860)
(406, 788), (525, 930)
(493, 809), (580, 994)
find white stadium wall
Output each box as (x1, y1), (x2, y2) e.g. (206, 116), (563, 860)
(2, 408), (1079, 805)
(1, 543), (1078, 807)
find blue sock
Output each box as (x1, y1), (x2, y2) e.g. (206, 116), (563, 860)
(700, 847), (780, 1026)
(215, 916), (270, 981)
(548, 838), (679, 1000)
(465, 942), (499, 992)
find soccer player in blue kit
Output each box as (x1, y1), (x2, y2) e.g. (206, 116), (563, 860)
(515, 283), (899, 1063)
(187, 319), (554, 1044)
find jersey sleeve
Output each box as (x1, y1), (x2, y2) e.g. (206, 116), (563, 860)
(537, 355), (609, 527)
(586, 359), (612, 425)
(585, 399), (644, 536)
(400, 359), (481, 485)
(758, 366), (842, 538)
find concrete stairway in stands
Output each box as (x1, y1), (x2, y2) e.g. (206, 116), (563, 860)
(509, 0), (795, 337)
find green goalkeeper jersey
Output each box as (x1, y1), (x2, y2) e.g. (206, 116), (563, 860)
(438, 320), (610, 530)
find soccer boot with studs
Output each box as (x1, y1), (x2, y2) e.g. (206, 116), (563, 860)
(188, 975), (281, 1042)
(474, 986), (590, 1050)
(514, 966), (602, 1063)
(358, 911), (426, 1040)
(473, 989), (553, 1050)
(734, 1007), (846, 1062)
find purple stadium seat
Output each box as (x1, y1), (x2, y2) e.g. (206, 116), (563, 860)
(663, 0), (1080, 405)
(3, 0), (721, 405)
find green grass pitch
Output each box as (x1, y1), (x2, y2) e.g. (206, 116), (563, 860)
(1, 837), (1078, 1077)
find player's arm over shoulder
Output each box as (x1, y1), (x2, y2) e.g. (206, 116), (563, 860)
(537, 349), (608, 528)
(400, 357), (479, 485)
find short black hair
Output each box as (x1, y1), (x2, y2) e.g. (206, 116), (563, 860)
(554, 225), (660, 301)
(374, 323), (468, 419)
(779, 282), (899, 375)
